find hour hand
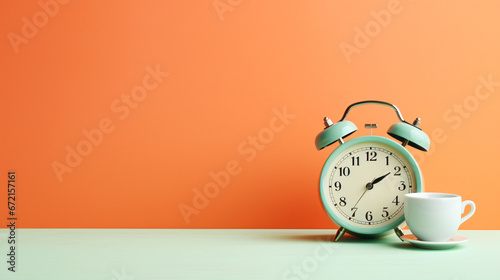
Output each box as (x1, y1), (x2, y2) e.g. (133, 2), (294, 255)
(366, 172), (390, 190)
(372, 172), (391, 185)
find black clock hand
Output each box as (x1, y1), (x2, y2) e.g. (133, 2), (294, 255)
(366, 172), (391, 190)
(373, 172), (391, 185)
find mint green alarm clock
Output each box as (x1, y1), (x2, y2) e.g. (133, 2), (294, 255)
(315, 101), (430, 241)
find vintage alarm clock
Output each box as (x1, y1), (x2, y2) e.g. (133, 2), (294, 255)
(315, 101), (430, 241)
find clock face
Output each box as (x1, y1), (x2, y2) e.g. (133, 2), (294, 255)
(320, 136), (421, 233)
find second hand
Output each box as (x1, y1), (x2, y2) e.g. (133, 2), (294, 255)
(351, 188), (368, 210)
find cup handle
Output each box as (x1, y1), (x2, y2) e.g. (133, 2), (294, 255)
(460, 200), (476, 224)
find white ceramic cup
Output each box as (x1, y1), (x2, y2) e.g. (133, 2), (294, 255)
(404, 193), (475, 242)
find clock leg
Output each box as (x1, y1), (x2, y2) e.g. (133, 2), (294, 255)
(394, 227), (405, 242)
(334, 227), (346, 242)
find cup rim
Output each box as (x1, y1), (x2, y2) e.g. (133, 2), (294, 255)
(405, 192), (461, 200)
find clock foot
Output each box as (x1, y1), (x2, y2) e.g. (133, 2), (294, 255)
(394, 227), (405, 242)
(334, 227), (346, 242)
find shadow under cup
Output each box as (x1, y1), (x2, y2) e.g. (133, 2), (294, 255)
(404, 193), (476, 242)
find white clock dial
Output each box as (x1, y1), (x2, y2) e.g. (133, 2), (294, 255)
(322, 141), (417, 228)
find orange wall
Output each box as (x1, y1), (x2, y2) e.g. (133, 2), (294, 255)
(1, 1), (499, 229)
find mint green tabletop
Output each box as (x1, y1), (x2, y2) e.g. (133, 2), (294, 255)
(0, 229), (498, 279)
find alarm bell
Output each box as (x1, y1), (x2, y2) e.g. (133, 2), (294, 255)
(387, 119), (430, 151)
(315, 119), (357, 150)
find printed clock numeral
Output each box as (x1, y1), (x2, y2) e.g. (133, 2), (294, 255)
(398, 181), (406, 191)
(351, 156), (360, 166)
(365, 211), (373, 221)
(366, 151), (377, 161)
(351, 207), (358, 217)
(382, 207), (389, 218)
(334, 181), (341, 191)
(394, 166), (401, 176)
(339, 167), (350, 177)
(392, 195), (400, 206)
(339, 196), (347, 207)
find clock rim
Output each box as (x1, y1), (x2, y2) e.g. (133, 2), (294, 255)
(319, 135), (423, 236)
